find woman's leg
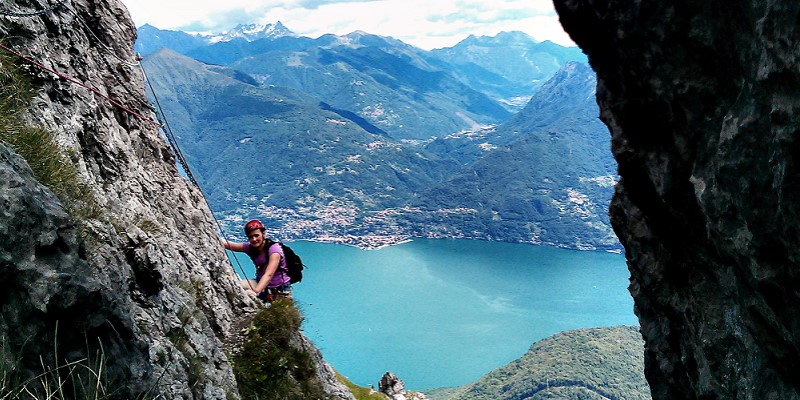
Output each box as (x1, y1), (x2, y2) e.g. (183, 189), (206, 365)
(272, 284), (293, 301)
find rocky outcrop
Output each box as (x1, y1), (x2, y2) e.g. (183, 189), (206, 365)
(554, 0), (800, 399)
(302, 335), (357, 400)
(379, 372), (428, 400)
(379, 372), (406, 399)
(0, 0), (350, 398)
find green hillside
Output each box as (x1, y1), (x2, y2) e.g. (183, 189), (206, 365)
(141, 49), (460, 240)
(426, 326), (649, 400)
(413, 62), (619, 250)
(226, 35), (511, 140)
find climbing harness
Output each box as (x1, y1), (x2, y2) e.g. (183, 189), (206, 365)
(261, 284), (293, 303)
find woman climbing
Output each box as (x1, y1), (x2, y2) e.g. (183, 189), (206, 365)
(220, 219), (292, 302)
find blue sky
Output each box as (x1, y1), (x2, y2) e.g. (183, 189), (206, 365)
(120, 0), (575, 50)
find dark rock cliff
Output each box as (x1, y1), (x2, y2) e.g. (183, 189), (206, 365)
(0, 0), (352, 398)
(0, 144), (153, 395)
(554, 0), (800, 399)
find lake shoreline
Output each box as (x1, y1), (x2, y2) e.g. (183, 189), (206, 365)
(230, 238), (637, 389)
(298, 234), (622, 253)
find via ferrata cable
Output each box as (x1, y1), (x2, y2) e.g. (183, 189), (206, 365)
(0, 3), (255, 290)
(0, 0), (67, 17)
(139, 61), (255, 291)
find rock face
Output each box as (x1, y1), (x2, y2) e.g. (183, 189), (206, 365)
(0, 144), (152, 396)
(0, 0), (350, 398)
(554, 0), (800, 399)
(0, 0), (251, 397)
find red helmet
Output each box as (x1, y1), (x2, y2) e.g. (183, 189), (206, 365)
(244, 219), (265, 234)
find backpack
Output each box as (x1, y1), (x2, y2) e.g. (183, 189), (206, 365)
(267, 240), (304, 284)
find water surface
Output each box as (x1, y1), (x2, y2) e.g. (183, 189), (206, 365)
(229, 238), (636, 390)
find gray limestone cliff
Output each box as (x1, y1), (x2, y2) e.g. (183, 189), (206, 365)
(0, 0), (351, 398)
(554, 0), (800, 399)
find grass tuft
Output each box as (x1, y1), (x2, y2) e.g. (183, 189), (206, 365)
(0, 45), (101, 221)
(1, 331), (112, 399)
(335, 372), (386, 400)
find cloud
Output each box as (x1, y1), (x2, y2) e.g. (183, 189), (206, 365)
(428, 0), (555, 26)
(181, 8), (255, 31)
(294, 0), (382, 10)
(121, 0), (575, 49)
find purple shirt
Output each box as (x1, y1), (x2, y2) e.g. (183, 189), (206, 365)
(242, 242), (290, 288)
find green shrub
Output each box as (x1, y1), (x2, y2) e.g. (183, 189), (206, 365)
(232, 299), (328, 400)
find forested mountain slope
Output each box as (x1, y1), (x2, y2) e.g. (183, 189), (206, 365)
(426, 326), (648, 400)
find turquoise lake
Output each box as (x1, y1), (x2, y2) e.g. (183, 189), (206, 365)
(228, 238), (637, 390)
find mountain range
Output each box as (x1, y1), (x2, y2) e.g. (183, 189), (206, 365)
(136, 22), (586, 112)
(136, 23), (619, 250)
(134, 21), (295, 56)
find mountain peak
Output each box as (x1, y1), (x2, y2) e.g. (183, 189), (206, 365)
(453, 31), (538, 49)
(493, 30), (538, 44)
(552, 60), (593, 81)
(336, 30), (406, 49)
(519, 61), (595, 115)
(208, 21), (295, 43)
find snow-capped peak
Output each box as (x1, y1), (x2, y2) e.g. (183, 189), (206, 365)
(207, 21), (294, 44)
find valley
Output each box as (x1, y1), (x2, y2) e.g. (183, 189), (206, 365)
(136, 22), (619, 251)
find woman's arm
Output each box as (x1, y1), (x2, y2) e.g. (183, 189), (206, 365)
(253, 252), (282, 293)
(220, 238), (245, 252)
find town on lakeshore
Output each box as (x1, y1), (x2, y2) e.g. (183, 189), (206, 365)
(307, 234), (413, 250)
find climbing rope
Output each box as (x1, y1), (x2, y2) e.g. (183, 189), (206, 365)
(0, 0), (67, 17)
(3, 0), (149, 112)
(0, 41), (160, 126)
(139, 61), (255, 290)
(138, 64), (199, 187)
(5, 0), (151, 112)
